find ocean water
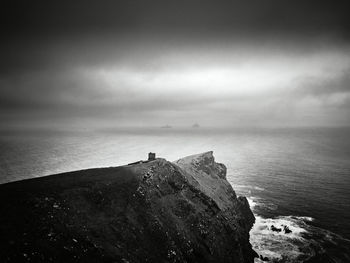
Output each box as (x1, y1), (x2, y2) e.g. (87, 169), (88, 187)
(1, 127), (350, 262)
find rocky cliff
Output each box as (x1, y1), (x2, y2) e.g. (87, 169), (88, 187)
(0, 152), (256, 263)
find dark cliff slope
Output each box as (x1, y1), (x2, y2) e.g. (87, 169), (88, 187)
(0, 152), (256, 263)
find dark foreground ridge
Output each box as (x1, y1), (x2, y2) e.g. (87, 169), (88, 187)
(0, 151), (256, 263)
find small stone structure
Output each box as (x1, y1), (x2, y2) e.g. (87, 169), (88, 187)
(148, 152), (156, 161)
(127, 153), (157, 165)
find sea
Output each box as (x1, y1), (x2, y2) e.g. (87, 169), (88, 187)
(1, 127), (350, 262)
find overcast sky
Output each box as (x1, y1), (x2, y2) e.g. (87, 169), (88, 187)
(1, 0), (350, 130)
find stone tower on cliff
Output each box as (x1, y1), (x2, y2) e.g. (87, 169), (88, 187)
(148, 152), (156, 161)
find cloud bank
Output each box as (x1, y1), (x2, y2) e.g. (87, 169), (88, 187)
(1, 1), (350, 129)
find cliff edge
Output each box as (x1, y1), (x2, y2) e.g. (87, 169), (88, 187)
(0, 152), (256, 263)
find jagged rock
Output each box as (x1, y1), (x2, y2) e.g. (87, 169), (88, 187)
(260, 255), (269, 261)
(0, 152), (256, 263)
(270, 225), (282, 232)
(283, 225), (292, 234)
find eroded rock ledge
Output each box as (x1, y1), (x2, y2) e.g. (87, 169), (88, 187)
(0, 152), (256, 263)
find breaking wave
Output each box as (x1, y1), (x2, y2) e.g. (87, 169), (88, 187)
(247, 197), (350, 263)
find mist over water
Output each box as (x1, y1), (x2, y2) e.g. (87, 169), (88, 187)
(1, 127), (350, 262)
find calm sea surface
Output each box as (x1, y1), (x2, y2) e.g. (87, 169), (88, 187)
(1, 127), (349, 262)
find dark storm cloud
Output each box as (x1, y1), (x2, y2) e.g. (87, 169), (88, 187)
(1, 0), (350, 128)
(2, 0), (350, 35)
(1, 0), (350, 72)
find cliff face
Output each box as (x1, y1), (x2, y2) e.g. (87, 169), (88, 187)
(0, 152), (256, 263)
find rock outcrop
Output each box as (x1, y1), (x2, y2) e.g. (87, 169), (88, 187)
(0, 152), (256, 262)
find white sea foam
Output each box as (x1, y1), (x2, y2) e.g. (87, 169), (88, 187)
(250, 215), (313, 262)
(247, 196), (278, 212)
(247, 197), (317, 262)
(248, 197), (350, 263)
(247, 196), (257, 209)
(230, 183), (265, 192)
(230, 183), (251, 189)
(295, 216), (314, 222)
